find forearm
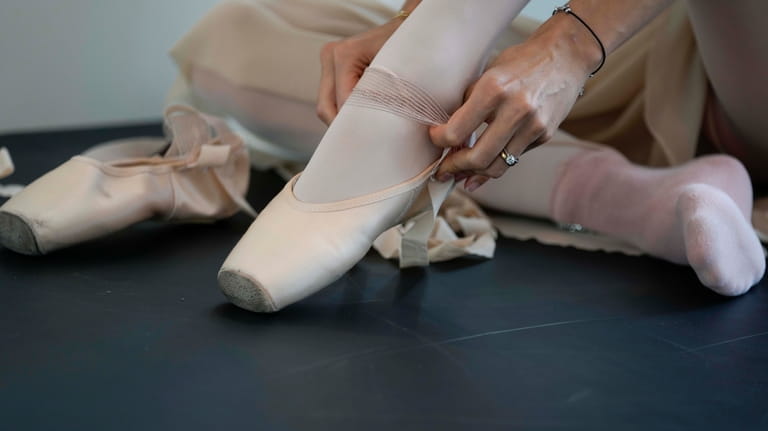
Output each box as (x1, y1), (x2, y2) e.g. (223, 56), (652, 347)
(531, 0), (673, 76)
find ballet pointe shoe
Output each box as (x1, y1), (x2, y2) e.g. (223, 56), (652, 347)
(0, 105), (255, 255)
(218, 163), (449, 312)
(218, 66), (453, 312)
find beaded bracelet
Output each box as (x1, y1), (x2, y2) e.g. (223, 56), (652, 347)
(553, 3), (606, 78)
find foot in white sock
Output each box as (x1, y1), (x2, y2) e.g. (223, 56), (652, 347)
(552, 150), (765, 295)
(677, 183), (765, 295)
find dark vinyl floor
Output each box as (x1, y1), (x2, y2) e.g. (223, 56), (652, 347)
(1, 124), (767, 431)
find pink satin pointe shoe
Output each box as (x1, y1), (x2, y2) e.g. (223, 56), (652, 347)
(0, 105), (254, 255)
(218, 66), (454, 312)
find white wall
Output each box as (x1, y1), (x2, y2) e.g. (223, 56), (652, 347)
(0, 0), (219, 133)
(0, 0), (559, 133)
(522, 0), (561, 25)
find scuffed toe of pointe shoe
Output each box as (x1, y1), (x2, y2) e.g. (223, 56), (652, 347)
(218, 269), (278, 313)
(0, 211), (42, 255)
(678, 184), (765, 296)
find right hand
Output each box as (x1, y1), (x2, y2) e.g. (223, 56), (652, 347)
(316, 19), (404, 125)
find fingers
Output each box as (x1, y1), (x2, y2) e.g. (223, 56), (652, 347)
(463, 175), (491, 193)
(429, 80), (497, 150)
(461, 128), (542, 193)
(335, 66), (360, 110)
(437, 114), (551, 187)
(435, 103), (527, 180)
(332, 41), (365, 109)
(316, 42), (339, 125)
(317, 40), (370, 124)
(505, 116), (552, 158)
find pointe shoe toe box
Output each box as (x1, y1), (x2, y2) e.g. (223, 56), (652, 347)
(0, 211), (41, 255)
(0, 116), (251, 255)
(0, 157), (168, 254)
(219, 180), (419, 311)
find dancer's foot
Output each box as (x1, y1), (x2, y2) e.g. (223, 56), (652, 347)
(677, 184), (764, 295)
(293, 104), (440, 203)
(217, 67), (453, 312)
(551, 150), (764, 295)
(217, 0), (529, 311)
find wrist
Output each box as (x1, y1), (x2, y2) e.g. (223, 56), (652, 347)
(534, 10), (604, 80)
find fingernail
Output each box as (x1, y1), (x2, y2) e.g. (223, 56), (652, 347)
(437, 173), (453, 182)
(454, 173), (469, 182)
(465, 179), (480, 192)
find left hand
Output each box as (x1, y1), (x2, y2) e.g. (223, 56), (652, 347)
(316, 18), (404, 125)
(429, 24), (597, 192)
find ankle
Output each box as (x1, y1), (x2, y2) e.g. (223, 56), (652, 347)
(549, 148), (628, 223)
(684, 155), (753, 216)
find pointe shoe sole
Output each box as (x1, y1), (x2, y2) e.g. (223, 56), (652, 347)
(218, 269), (277, 312)
(0, 211), (41, 255)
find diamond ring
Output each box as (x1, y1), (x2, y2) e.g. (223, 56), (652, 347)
(499, 150), (519, 167)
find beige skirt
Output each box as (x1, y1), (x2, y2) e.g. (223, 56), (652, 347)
(167, 0), (768, 263)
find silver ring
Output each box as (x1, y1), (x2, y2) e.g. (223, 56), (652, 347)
(500, 150), (519, 167)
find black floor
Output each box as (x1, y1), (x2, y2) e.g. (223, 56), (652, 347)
(1, 124), (767, 431)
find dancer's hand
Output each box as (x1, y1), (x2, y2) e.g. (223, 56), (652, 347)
(431, 22), (601, 191)
(316, 19), (404, 125)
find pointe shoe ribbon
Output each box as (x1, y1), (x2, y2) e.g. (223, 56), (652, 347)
(71, 105), (257, 219)
(373, 166), (454, 268)
(374, 184), (498, 267)
(0, 105), (254, 255)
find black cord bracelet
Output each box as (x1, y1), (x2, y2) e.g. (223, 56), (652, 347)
(553, 3), (606, 78)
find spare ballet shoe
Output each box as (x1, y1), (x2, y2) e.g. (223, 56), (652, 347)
(218, 66), (453, 312)
(0, 105), (255, 255)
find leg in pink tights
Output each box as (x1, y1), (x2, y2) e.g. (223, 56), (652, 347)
(218, 0), (532, 312)
(470, 131), (595, 219)
(188, 66), (326, 159)
(293, 0), (528, 203)
(470, 132), (764, 296)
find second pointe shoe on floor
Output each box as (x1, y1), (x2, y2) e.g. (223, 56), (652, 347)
(218, 66), (454, 312)
(0, 105), (255, 255)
